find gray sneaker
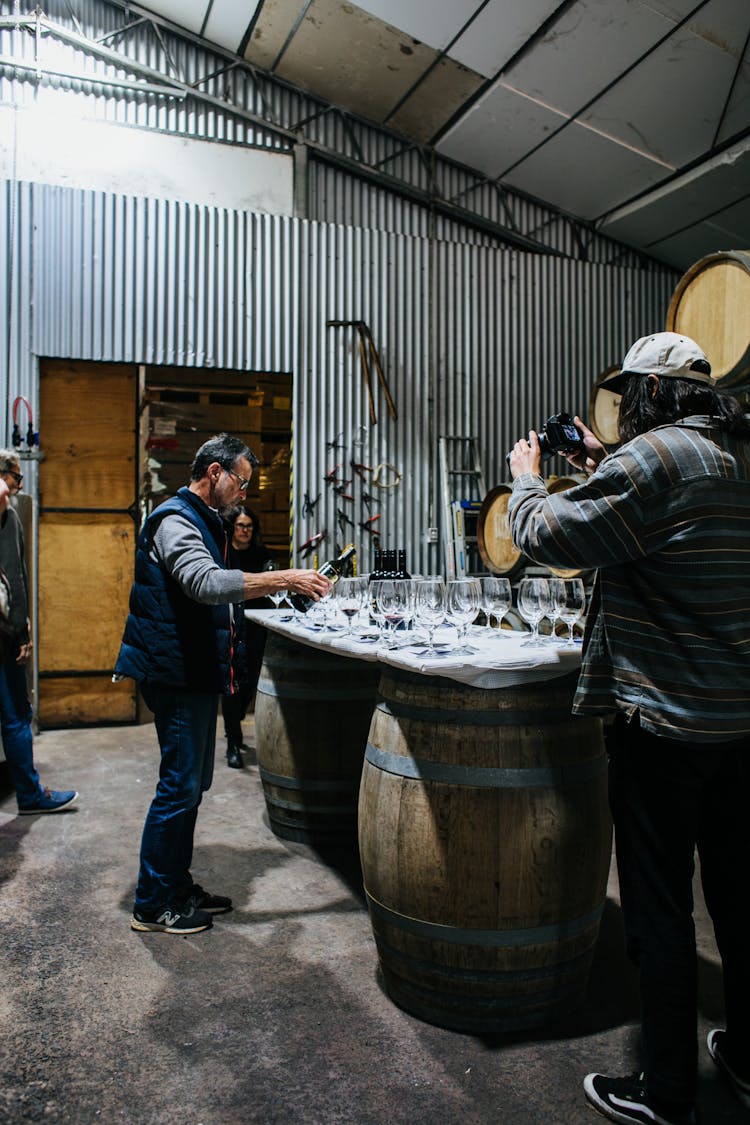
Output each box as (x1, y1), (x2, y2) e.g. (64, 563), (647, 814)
(707, 1029), (750, 1109)
(131, 903), (213, 934)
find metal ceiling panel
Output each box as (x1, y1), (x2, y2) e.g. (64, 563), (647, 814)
(435, 81), (573, 179)
(243, 0), (303, 70)
(138, 0), (209, 35)
(599, 141), (750, 264)
(581, 2), (750, 168)
(352, 0), (484, 51)
(271, 0), (440, 123)
(642, 199), (750, 268)
(387, 57), (485, 142)
(499, 0), (681, 117)
(203, 0), (258, 53)
(503, 122), (672, 218)
(448, 0), (564, 80)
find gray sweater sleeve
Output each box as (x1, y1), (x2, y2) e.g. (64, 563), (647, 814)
(151, 513), (246, 604)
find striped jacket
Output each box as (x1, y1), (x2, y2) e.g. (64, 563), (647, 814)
(508, 415), (750, 742)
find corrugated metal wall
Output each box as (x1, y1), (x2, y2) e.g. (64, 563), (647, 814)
(2, 178), (675, 573)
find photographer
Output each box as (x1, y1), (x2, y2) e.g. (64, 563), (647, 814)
(507, 333), (750, 1125)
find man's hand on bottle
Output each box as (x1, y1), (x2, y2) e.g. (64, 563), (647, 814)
(286, 569), (331, 600)
(243, 568), (330, 601)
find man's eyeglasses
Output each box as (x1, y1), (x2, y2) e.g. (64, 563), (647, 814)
(225, 468), (250, 491)
(5, 470), (23, 484)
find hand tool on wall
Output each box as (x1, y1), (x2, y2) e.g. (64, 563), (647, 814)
(298, 531), (326, 558)
(326, 320), (398, 424)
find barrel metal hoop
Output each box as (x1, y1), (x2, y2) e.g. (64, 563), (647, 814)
(376, 937), (594, 984)
(364, 742), (606, 788)
(258, 677), (377, 701)
(259, 765), (360, 793)
(365, 893), (604, 948)
(376, 697), (575, 727)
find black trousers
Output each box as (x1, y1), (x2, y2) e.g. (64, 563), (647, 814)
(608, 713), (750, 1104)
(221, 621), (267, 746)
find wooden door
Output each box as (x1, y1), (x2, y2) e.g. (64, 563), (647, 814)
(38, 360), (138, 726)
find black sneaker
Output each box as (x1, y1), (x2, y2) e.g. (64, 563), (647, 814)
(583, 1073), (697, 1125)
(226, 744), (243, 769)
(707, 1029), (750, 1109)
(131, 903), (213, 934)
(181, 883), (232, 914)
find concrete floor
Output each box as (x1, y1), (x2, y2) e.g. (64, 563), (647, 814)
(0, 719), (745, 1125)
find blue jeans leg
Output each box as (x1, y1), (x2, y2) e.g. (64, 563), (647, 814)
(134, 684), (217, 912)
(0, 656), (43, 809)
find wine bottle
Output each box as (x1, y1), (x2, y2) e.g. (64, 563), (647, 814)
(290, 543), (357, 613)
(396, 549), (410, 579)
(369, 547), (383, 584)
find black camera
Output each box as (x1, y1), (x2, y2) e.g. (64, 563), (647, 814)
(537, 412), (584, 460)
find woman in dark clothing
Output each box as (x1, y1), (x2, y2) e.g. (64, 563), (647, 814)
(222, 505), (274, 768)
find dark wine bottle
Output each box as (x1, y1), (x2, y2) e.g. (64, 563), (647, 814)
(396, 549), (410, 579)
(369, 547), (383, 584)
(290, 543), (357, 613)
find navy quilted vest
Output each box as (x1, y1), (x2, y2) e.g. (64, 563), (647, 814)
(115, 488), (235, 694)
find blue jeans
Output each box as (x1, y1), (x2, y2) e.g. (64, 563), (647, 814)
(0, 652), (43, 809)
(135, 683), (218, 912)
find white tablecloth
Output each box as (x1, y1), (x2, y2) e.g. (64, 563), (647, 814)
(245, 609), (582, 690)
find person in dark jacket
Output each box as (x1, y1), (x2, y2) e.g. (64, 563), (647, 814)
(115, 433), (329, 936)
(221, 505), (274, 769)
(508, 333), (750, 1125)
(0, 452), (77, 813)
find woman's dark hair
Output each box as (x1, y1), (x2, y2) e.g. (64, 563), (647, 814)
(618, 376), (750, 444)
(225, 504), (264, 546)
(190, 433), (259, 481)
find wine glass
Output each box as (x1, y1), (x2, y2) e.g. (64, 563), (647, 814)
(517, 577), (552, 648)
(368, 579), (387, 644)
(445, 578), (481, 654)
(336, 576), (368, 636)
(375, 579), (412, 649)
(550, 577), (586, 646)
(262, 559), (286, 611)
(414, 577), (446, 656)
(480, 576), (512, 637)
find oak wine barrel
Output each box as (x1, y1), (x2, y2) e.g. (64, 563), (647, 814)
(588, 366), (622, 447)
(477, 485), (523, 576)
(255, 632), (381, 843)
(358, 667), (612, 1033)
(666, 250), (750, 386)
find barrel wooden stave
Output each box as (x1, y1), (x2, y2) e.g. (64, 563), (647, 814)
(358, 669), (612, 1033)
(477, 485), (522, 576)
(256, 632), (381, 843)
(588, 366), (622, 447)
(666, 250), (750, 385)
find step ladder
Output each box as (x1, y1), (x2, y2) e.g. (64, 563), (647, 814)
(438, 436), (488, 578)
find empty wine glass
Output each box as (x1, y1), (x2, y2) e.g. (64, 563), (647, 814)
(517, 577), (552, 648)
(550, 577), (586, 646)
(480, 576), (512, 637)
(336, 576), (368, 636)
(414, 577), (445, 655)
(445, 578), (481, 654)
(368, 579), (387, 644)
(262, 559), (286, 611)
(375, 579), (412, 649)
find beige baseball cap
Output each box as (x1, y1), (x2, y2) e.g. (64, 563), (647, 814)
(600, 332), (714, 394)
